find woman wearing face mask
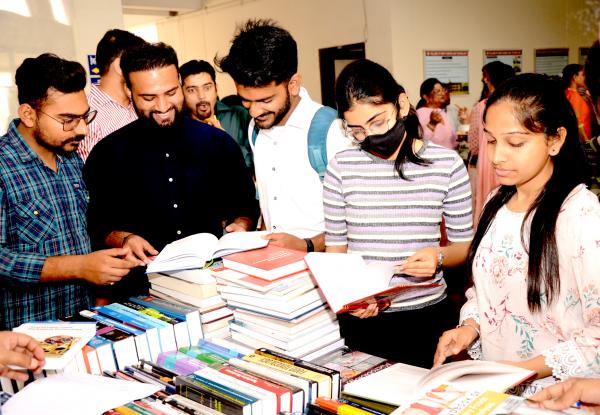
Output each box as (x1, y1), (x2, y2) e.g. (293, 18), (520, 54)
(324, 60), (473, 367)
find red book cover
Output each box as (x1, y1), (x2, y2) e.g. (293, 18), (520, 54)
(222, 245), (308, 281)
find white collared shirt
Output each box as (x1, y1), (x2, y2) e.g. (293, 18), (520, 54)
(250, 87), (353, 238)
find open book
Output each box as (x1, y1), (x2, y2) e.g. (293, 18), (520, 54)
(343, 360), (535, 407)
(146, 231), (268, 274)
(391, 384), (588, 415)
(304, 253), (442, 313)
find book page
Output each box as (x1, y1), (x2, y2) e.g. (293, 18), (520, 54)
(418, 360), (535, 393)
(343, 362), (429, 406)
(2, 373), (160, 415)
(147, 233), (218, 273)
(305, 253), (394, 313)
(213, 231), (269, 257)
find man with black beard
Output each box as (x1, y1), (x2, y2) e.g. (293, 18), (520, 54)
(216, 20), (351, 253)
(0, 54), (138, 329)
(84, 42), (258, 302)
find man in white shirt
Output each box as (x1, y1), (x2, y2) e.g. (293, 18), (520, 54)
(216, 19), (351, 252)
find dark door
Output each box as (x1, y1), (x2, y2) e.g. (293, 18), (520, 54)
(319, 42), (366, 108)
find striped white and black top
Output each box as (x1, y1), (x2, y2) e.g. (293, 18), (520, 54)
(323, 141), (474, 309)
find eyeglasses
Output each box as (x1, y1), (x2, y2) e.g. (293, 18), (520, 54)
(343, 113), (394, 140)
(37, 109), (97, 131)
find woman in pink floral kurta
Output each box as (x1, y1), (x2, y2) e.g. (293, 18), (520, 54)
(434, 74), (600, 381)
(461, 184), (600, 379)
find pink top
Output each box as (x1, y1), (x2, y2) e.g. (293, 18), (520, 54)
(416, 107), (458, 150)
(461, 185), (600, 380)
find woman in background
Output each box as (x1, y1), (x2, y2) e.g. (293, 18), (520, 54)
(469, 61), (514, 226)
(562, 63), (593, 142)
(325, 60), (473, 367)
(434, 74), (600, 381)
(416, 78), (458, 150)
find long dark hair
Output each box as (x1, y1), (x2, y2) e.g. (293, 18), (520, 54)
(335, 59), (430, 179)
(468, 73), (588, 312)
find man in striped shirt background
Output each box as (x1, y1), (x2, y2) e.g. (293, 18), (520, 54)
(77, 29), (145, 161)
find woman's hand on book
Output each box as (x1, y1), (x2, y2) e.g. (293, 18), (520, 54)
(530, 377), (600, 414)
(433, 321), (479, 367)
(263, 232), (307, 251)
(396, 247), (438, 277)
(349, 302), (380, 319)
(0, 331), (45, 381)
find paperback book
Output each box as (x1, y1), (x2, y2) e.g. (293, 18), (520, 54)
(12, 322), (96, 371)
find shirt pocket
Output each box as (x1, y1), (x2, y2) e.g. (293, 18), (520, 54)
(14, 197), (58, 246)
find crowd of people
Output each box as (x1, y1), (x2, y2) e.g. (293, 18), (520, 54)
(0, 17), (599, 410)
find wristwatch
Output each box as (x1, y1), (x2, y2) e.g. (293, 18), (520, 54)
(436, 249), (445, 272)
(304, 238), (314, 253)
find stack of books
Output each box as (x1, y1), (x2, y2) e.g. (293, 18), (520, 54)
(212, 244), (344, 360)
(148, 268), (234, 339)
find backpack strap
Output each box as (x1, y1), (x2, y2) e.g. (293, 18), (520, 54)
(251, 125), (259, 146)
(250, 106), (338, 181)
(307, 106), (338, 181)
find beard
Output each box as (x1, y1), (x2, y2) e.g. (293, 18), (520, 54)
(193, 100), (213, 120)
(33, 124), (84, 155)
(135, 103), (184, 131)
(254, 91), (291, 130)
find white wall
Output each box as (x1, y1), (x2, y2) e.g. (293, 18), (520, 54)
(0, 0), (124, 131)
(155, 0), (366, 102)
(151, 0), (596, 110)
(388, 0), (596, 108)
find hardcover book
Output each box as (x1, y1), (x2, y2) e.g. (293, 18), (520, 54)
(222, 245), (308, 281)
(146, 231), (268, 273)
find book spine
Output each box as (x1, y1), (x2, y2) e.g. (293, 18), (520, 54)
(244, 353), (330, 393)
(307, 402), (338, 415)
(107, 304), (177, 354)
(129, 296), (191, 320)
(339, 399), (389, 415)
(80, 310), (145, 336)
(256, 348), (340, 399)
(218, 366), (289, 414)
(197, 340), (245, 359)
(175, 376), (249, 415)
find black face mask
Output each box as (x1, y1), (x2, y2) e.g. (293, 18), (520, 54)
(359, 119), (406, 159)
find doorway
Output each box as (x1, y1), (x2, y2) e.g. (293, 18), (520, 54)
(319, 42), (365, 108)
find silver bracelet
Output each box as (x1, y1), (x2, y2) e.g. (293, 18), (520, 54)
(457, 321), (480, 338)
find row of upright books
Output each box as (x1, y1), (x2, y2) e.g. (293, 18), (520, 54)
(101, 340), (393, 415)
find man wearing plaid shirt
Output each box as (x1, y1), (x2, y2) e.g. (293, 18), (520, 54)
(0, 54), (138, 329)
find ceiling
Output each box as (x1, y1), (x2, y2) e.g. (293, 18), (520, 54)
(121, 0), (206, 16)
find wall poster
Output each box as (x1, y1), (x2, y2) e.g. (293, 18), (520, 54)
(534, 48), (569, 76)
(484, 49), (522, 73)
(424, 50), (469, 94)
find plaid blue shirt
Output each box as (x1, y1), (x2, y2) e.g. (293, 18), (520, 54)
(0, 119), (93, 329)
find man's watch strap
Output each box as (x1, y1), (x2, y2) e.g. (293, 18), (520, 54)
(304, 238), (314, 252)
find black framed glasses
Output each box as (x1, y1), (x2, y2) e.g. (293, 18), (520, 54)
(38, 109), (97, 131)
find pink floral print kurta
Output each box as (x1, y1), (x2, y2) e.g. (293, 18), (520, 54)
(460, 185), (600, 379)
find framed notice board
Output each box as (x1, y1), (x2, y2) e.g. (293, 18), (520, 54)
(484, 49), (522, 73)
(534, 48), (568, 76)
(424, 50), (469, 94)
